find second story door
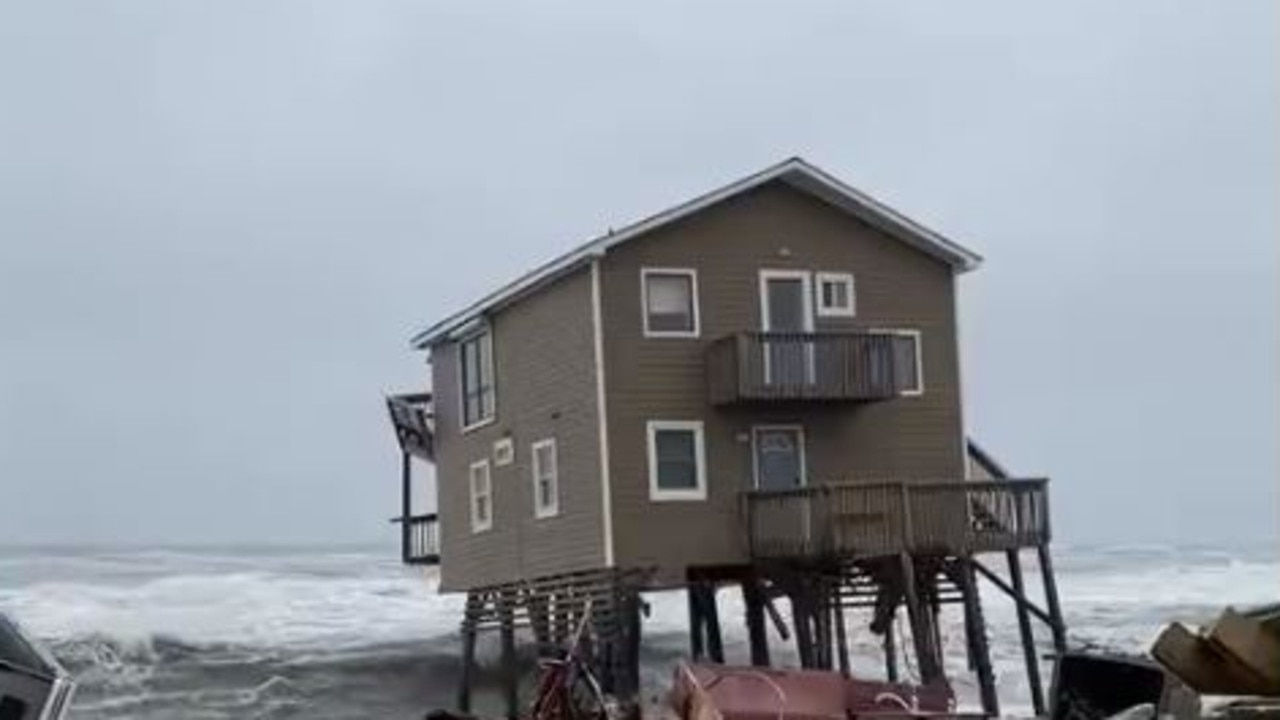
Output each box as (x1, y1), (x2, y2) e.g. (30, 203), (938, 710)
(759, 270), (815, 386)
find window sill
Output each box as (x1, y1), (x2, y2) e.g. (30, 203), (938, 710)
(642, 330), (700, 339)
(461, 416), (496, 435)
(649, 489), (707, 502)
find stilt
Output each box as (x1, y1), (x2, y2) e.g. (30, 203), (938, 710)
(457, 592), (480, 713)
(899, 552), (942, 683)
(702, 582), (725, 663)
(883, 612), (899, 682)
(810, 580), (831, 670)
(687, 584), (706, 660)
(955, 557), (999, 718)
(1036, 544), (1068, 653)
(499, 594), (519, 720)
(791, 589), (816, 669)
(743, 578), (771, 667)
(399, 452), (412, 563)
(1007, 549), (1046, 715)
(620, 588), (642, 703)
(832, 583), (850, 677)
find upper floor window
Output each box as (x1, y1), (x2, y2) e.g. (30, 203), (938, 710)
(641, 268), (700, 338)
(815, 272), (856, 317)
(873, 329), (924, 396)
(531, 438), (559, 519)
(458, 328), (495, 430)
(646, 420), (707, 501)
(469, 458), (492, 533)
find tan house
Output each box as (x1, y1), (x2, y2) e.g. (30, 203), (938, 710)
(386, 157), (1063, 717)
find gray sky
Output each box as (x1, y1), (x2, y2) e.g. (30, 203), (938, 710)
(1, 1), (1276, 547)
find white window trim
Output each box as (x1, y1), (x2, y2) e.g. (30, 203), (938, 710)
(814, 272), (856, 318)
(758, 269), (815, 332)
(457, 327), (497, 434)
(751, 425), (808, 490)
(869, 328), (925, 397)
(469, 458), (493, 533)
(531, 438), (559, 519)
(640, 267), (701, 338)
(646, 420), (708, 502)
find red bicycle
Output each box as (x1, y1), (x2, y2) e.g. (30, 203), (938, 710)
(527, 601), (610, 720)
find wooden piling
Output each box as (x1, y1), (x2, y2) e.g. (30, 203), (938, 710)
(956, 557), (999, 718)
(702, 583), (725, 664)
(743, 578), (771, 667)
(832, 582), (850, 677)
(899, 552), (942, 683)
(687, 584), (705, 661)
(499, 594), (518, 720)
(457, 592), (479, 713)
(883, 613), (899, 682)
(1036, 544), (1068, 653)
(1007, 549), (1046, 715)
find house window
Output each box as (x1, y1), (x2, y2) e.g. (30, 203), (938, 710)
(531, 438), (559, 519)
(459, 328), (495, 430)
(646, 420), (707, 501)
(641, 268), (699, 337)
(873, 329), (924, 396)
(469, 459), (492, 532)
(493, 437), (514, 466)
(815, 272), (856, 317)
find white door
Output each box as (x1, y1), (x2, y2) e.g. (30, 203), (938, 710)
(759, 270), (814, 385)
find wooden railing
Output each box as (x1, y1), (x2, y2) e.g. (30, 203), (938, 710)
(394, 513), (440, 565)
(387, 392), (434, 461)
(706, 332), (901, 405)
(744, 479), (1050, 559)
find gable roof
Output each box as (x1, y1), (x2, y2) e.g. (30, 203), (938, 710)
(411, 156), (982, 349)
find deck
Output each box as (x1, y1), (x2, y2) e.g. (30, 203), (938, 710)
(706, 332), (903, 405)
(395, 513), (440, 565)
(387, 392), (434, 461)
(744, 478), (1050, 560)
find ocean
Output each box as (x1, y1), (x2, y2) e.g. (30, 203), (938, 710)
(1, 543), (1276, 719)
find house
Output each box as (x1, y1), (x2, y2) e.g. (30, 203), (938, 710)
(386, 157), (1064, 718)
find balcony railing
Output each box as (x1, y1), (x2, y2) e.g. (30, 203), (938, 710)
(744, 479), (1050, 559)
(387, 392), (434, 461)
(394, 513), (440, 565)
(706, 332), (901, 405)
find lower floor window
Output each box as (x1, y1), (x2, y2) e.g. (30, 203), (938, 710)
(469, 459), (492, 532)
(531, 438), (559, 518)
(646, 420), (707, 501)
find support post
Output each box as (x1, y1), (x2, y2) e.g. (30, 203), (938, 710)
(457, 592), (479, 714)
(1007, 549), (1046, 715)
(702, 583), (725, 664)
(833, 582), (850, 677)
(899, 552), (942, 683)
(1036, 544), (1068, 653)
(400, 452), (412, 563)
(791, 589), (815, 669)
(883, 613), (899, 683)
(743, 578), (771, 667)
(499, 595), (519, 720)
(957, 557), (999, 718)
(687, 584), (705, 661)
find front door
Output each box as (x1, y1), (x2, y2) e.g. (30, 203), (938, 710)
(753, 426), (806, 490)
(759, 270), (814, 385)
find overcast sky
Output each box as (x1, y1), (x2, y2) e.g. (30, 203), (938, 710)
(1, 1), (1276, 547)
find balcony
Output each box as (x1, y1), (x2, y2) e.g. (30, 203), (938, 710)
(706, 332), (903, 405)
(744, 479), (1050, 560)
(387, 392), (434, 461)
(394, 513), (440, 565)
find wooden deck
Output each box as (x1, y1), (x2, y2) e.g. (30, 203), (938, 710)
(387, 392), (434, 461)
(744, 479), (1050, 559)
(706, 331), (903, 405)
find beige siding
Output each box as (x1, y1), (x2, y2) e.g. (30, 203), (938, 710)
(599, 182), (965, 584)
(432, 267), (605, 591)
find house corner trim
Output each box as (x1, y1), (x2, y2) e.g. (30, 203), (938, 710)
(591, 259), (615, 566)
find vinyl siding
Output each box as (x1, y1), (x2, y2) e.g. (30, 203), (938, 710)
(599, 181), (965, 584)
(432, 267), (605, 591)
